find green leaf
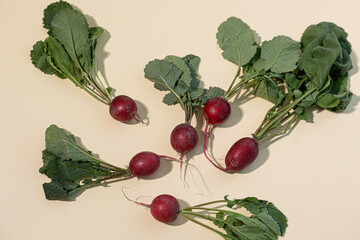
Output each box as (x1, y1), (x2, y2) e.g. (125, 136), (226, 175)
(217, 17), (258, 67)
(42, 181), (70, 201)
(39, 125), (130, 201)
(44, 124), (95, 162)
(254, 36), (301, 73)
(205, 87), (225, 100)
(183, 54), (201, 72)
(43, 1), (73, 30)
(329, 90), (352, 112)
(89, 26), (104, 65)
(50, 8), (91, 69)
(251, 77), (280, 104)
(284, 73), (302, 91)
(233, 197), (288, 236)
(45, 37), (81, 85)
(189, 88), (204, 99)
(40, 150), (111, 183)
(30, 41), (58, 75)
(316, 93), (340, 108)
(163, 92), (180, 105)
(144, 59), (183, 91)
(224, 214), (269, 240)
(89, 26), (104, 48)
(165, 55), (192, 87)
(301, 32), (341, 90)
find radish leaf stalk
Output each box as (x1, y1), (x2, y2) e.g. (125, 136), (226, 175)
(133, 194), (288, 240)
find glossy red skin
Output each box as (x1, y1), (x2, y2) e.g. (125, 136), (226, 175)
(204, 97), (231, 125)
(129, 151), (160, 178)
(170, 123), (198, 154)
(150, 194), (180, 223)
(225, 137), (259, 171)
(109, 95), (137, 122)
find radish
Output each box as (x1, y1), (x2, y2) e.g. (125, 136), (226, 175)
(144, 55), (225, 177)
(170, 123), (199, 175)
(202, 97), (232, 172)
(39, 125), (177, 200)
(203, 97), (231, 125)
(128, 151), (160, 177)
(225, 137), (259, 171)
(170, 123), (198, 158)
(128, 194), (288, 238)
(30, 2), (144, 124)
(109, 95), (143, 123)
(150, 194), (180, 223)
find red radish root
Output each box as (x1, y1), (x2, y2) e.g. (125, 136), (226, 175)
(203, 97), (231, 125)
(128, 151), (161, 177)
(150, 194), (180, 223)
(109, 95), (143, 123)
(225, 137), (259, 171)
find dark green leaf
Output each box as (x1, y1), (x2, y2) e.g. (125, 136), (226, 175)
(293, 90), (303, 99)
(189, 88), (204, 99)
(30, 41), (58, 75)
(301, 32), (341, 90)
(217, 17), (258, 67)
(316, 93), (340, 108)
(89, 26), (104, 48)
(233, 197), (288, 236)
(43, 1), (73, 29)
(165, 55), (192, 87)
(44, 124), (95, 162)
(50, 8), (91, 70)
(205, 87), (225, 100)
(284, 73), (302, 91)
(183, 54), (201, 72)
(89, 26), (104, 65)
(40, 150), (111, 183)
(163, 92), (179, 105)
(144, 59), (183, 91)
(42, 181), (70, 200)
(329, 90), (352, 112)
(183, 54), (201, 92)
(254, 36), (301, 73)
(251, 77), (280, 104)
(45, 37), (81, 85)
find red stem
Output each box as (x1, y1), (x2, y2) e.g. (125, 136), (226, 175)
(133, 111), (144, 124)
(122, 188), (151, 207)
(159, 155), (178, 161)
(203, 121), (228, 172)
(180, 153), (184, 174)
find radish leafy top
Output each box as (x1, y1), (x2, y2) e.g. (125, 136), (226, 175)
(39, 125), (131, 200)
(31, 1), (113, 105)
(144, 54), (225, 122)
(217, 17), (303, 104)
(180, 196), (288, 240)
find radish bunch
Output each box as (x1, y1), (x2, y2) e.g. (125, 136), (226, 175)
(30, 1), (143, 123)
(39, 125), (176, 200)
(131, 194), (288, 239)
(202, 17), (353, 172)
(144, 55), (225, 172)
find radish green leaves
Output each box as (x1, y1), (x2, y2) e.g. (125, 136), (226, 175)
(144, 55), (225, 122)
(180, 196), (288, 240)
(31, 1), (113, 105)
(40, 125), (131, 200)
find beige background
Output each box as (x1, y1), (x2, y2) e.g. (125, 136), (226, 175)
(1, 0), (360, 239)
